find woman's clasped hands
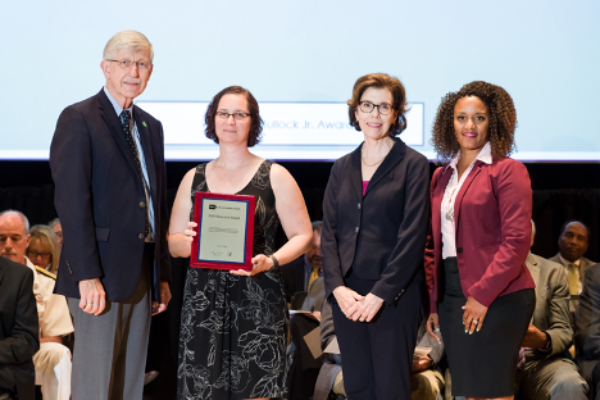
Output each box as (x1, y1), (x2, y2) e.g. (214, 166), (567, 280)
(333, 286), (384, 323)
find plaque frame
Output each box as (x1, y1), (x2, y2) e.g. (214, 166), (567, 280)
(190, 191), (255, 270)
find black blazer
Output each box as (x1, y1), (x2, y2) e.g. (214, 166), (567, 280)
(50, 89), (171, 302)
(0, 257), (39, 400)
(321, 138), (430, 305)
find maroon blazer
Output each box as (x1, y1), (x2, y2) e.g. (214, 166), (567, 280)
(425, 157), (535, 313)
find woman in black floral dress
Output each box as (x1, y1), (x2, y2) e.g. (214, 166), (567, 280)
(169, 86), (312, 400)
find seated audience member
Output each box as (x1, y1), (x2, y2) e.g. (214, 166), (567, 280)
(281, 221), (323, 304)
(550, 221), (595, 309)
(515, 221), (588, 400)
(287, 263), (326, 398)
(0, 256), (39, 400)
(0, 211), (74, 400)
(575, 262), (600, 400)
(48, 219), (63, 249)
(27, 225), (60, 274)
(315, 301), (445, 400)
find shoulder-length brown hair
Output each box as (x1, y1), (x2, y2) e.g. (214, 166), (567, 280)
(27, 225), (60, 274)
(347, 73), (408, 137)
(204, 86), (263, 147)
(432, 81), (517, 160)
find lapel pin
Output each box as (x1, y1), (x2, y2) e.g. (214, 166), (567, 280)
(142, 121), (147, 128)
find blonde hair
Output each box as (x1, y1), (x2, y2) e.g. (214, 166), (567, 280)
(103, 30), (154, 62)
(28, 225), (60, 274)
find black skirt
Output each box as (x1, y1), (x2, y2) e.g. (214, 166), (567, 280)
(438, 257), (535, 398)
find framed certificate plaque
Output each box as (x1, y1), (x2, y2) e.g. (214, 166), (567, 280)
(190, 191), (255, 270)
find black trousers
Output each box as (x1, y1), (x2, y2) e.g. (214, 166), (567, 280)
(331, 272), (424, 400)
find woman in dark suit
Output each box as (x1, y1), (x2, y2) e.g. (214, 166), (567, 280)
(425, 81), (536, 400)
(321, 73), (430, 399)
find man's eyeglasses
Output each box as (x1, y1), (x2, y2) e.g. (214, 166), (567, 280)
(358, 101), (394, 115)
(105, 59), (152, 71)
(216, 111), (251, 121)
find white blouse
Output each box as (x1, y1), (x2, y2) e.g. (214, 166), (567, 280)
(441, 142), (493, 260)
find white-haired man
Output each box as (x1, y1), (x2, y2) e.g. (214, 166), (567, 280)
(0, 210), (73, 400)
(49, 30), (171, 399)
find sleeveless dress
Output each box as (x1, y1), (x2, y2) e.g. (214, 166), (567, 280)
(177, 160), (288, 400)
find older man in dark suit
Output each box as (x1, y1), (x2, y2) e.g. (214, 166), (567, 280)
(0, 256), (39, 400)
(49, 30), (171, 399)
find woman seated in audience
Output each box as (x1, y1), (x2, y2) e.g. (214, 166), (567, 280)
(27, 225), (61, 274)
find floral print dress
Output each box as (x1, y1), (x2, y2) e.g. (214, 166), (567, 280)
(178, 161), (288, 400)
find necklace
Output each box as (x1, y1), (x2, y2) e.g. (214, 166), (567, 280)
(362, 140), (392, 167)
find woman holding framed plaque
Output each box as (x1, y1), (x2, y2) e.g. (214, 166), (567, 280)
(321, 73), (430, 399)
(169, 86), (312, 400)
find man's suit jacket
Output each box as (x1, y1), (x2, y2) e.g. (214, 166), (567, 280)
(322, 138), (430, 305)
(574, 262), (600, 381)
(300, 277), (325, 312)
(0, 257), (39, 400)
(425, 157), (535, 313)
(525, 253), (572, 358)
(281, 256), (307, 304)
(50, 89), (170, 302)
(549, 253), (595, 288)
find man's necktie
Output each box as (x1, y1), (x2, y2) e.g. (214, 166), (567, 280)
(308, 266), (320, 290)
(120, 110), (151, 237)
(567, 263), (579, 295)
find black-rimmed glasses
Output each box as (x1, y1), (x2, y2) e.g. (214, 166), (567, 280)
(216, 111), (251, 121)
(358, 101), (393, 115)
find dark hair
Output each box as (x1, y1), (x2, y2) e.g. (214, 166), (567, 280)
(204, 86), (263, 147)
(432, 81), (517, 160)
(311, 220), (323, 235)
(560, 220), (591, 240)
(347, 73), (408, 137)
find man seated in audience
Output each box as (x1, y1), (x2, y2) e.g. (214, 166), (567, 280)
(287, 276), (326, 400)
(283, 221), (326, 400)
(0, 210), (74, 400)
(550, 221), (595, 311)
(48, 218), (63, 249)
(515, 220), (588, 400)
(281, 221), (323, 304)
(0, 256), (39, 400)
(316, 301), (445, 400)
(575, 262), (600, 400)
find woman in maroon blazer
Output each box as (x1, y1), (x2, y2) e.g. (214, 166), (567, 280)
(425, 81), (535, 400)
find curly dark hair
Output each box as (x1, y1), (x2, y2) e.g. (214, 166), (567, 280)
(205, 86), (263, 147)
(347, 73), (408, 137)
(432, 81), (517, 160)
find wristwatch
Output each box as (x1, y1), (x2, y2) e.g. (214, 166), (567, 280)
(268, 254), (279, 270)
